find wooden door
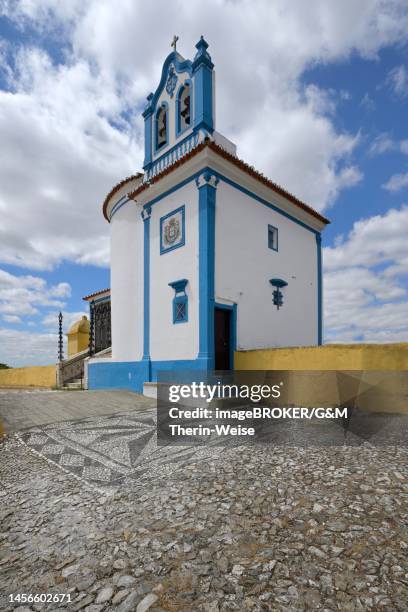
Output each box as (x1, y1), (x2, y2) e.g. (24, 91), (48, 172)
(214, 308), (231, 370)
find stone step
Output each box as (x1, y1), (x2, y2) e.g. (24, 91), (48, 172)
(63, 379), (83, 390)
(143, 382), (159, 399)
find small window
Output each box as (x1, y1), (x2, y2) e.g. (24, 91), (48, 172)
(268, 225), (278, 251)
(173, 295), (188, 323)
(169, 279), (189, 324)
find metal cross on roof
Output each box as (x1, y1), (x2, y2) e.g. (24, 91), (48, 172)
(171, 35), (179, 51)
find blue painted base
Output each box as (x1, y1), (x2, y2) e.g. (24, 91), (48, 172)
(88, 358), (215, 393)
(88, 360), (150, 393)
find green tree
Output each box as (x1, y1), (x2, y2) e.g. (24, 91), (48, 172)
(0, 363), (11, 369)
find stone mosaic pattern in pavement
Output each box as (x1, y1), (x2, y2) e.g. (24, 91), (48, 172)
(17, 409), (226, 492)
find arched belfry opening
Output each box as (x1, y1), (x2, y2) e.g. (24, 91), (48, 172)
(156, 104), (168, 150)
(178, 82), (191, 132)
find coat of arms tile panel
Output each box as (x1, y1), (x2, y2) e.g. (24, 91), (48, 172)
(160, 205), (185, 254)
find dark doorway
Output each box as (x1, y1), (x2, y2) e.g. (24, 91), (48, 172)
(214, 307), (231, 370)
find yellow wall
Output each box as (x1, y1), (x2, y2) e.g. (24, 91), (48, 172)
(234, 344), (408, 414)
(68, 332), (89, 357)
(235, 343), (408, 371)
(0, 365), (56, 388)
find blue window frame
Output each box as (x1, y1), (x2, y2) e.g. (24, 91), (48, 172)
(160, 205), (185, 255)
(169, 279), (189, 324)
(268, 224), (278, 251)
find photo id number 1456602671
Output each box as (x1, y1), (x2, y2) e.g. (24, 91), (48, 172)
(9, 593), (72, 604)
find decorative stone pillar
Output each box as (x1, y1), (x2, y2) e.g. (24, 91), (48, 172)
(192, 36), (214, 134)
(196, 171), (219, 370)
(141, 205), (152, 381)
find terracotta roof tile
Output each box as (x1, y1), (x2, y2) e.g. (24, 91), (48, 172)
(82, 288), (110, 301)
(104, 140), (330, 226)
(102, 173), (143, 221)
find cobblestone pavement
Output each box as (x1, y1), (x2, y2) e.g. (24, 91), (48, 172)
(0, 390), (154, 432)
(15, 409), (230, 494)
(1, 393), (408, 611)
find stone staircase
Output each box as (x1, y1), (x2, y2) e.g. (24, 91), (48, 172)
(57, 346), (113, 390)
(63, 378), (83, 390)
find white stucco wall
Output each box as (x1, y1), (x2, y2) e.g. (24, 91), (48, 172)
(149, 181), (199, 361)
(215, 181), (319, 349)
(110, 201), (144, 361)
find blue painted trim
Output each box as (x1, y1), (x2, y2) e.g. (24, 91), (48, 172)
(151, 359), (209, 381)
(88, 360), (150, 393)
(85, 294), (110, 307)
(168, 278), (188, 293)
(211, 170), (320, 236)
(316, 233), (323, 345)
(143, 174), (198, 211)
(142, 208), (151, 368)
(154, 101), (169, 153)
(197, 174), (217, 369)
(214, 302), (237, 369)
(169, 278), (189, 324)
(139, 166), (320, 236)
(144, 132), (201, 176)
(192, 36), (214, 71)
(88, 358), (216, 393)
(159, 205), (186, 255)
(147, 52), (193, 113)
(192, 37), (214, 134)
(176, 79), (193, 137)
(143, 101), (153, 167)
(268, 224), (279, 251)
(193, 63), (213, 134)
(109, 195), (130, 221)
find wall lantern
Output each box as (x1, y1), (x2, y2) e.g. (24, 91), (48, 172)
(269, 278), (288, 310)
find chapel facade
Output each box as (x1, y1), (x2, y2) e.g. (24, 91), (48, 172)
(87, 37), (329, 392)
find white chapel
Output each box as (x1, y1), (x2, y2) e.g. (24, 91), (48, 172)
(87, 36), (329, 392)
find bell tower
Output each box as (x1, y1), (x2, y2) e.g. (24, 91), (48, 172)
(142, 36), (215, 172)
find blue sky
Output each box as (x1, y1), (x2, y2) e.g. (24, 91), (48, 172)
(0, 0), (407, 365)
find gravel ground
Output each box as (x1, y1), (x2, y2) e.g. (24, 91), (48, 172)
(1, 433), (407, 611)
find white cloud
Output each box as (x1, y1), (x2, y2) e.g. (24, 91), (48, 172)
(0, 0), (407, 272)
(386, 64), (408, 97)
(369, 133), (395, 156)
(0, 307), (88, 366)
(360, 93), (376, 111)
(0, 327), (58, 367)
(368, 134), (408, 157)
(382, 172), (408, 192)
(324, 206), (408, 270)
(42, 309), (88, 332)
(323, 206), (408, 342)
(0, 45), (140, 271)
(2, 314), (22, 324)
(0, 268), (71, 317)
